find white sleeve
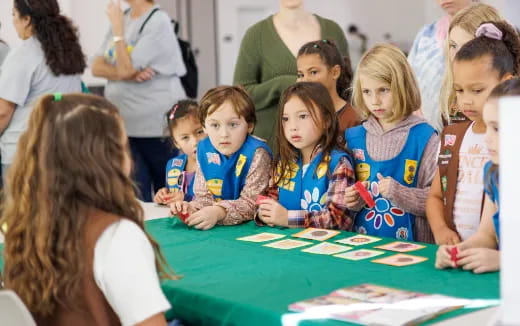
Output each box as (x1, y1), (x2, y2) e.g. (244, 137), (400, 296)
(0, 48), (35, 106)
(93, 219), (171, 326)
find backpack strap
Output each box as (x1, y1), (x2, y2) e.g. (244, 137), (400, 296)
(138, 8), (160, 35)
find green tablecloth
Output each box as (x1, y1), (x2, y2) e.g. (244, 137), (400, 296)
(148, 218), (499, 326)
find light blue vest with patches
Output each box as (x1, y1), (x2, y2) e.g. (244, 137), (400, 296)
(278, 149), (350, 211)
(197, 135), (272, 201)
(165, 154), (194, 201)
(345, 123), (435, 241)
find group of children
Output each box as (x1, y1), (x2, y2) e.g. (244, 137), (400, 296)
(1, 3), (519, 325)
(157, 16), (520, 276)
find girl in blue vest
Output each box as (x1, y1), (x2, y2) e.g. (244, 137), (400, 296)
(154, 100), (206, 204)
(256, 82), (356, 230)
(344, 44), (439, 242)
(170, 86), (273, 230)
(436, 78), (520, 273)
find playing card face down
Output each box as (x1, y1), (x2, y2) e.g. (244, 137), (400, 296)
(237, 233), (286, 243)
(263, 239), (313, 250)
(292, 228), (340, 241)
(336, 235), (382, 246)
(375, 241), (426, 253)
(372, 254), (428, 267)
(302, 242), (353, 255)
(334, 249), (385, 261)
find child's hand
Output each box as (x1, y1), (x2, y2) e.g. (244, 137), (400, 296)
(377, 173), (395, 198)
(155, 188), (185, 205)
(169, 200), (191, 216)
(344, 184), (366, 211)
(186, 206), (226, 230)
(258, 199), (288, 227)
(457, 248), (500, 274)
(433, 226), (461, 245)
(435, 245), (458, 269)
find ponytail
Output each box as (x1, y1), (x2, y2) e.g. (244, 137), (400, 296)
(14, 0), (86, 76)
(455, 21), (520, 77)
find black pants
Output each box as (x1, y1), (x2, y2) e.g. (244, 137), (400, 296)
(129, 137), (178, 202)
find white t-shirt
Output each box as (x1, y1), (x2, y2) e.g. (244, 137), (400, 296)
(94, 219), (171, 326)
(453, 123), (490, 241)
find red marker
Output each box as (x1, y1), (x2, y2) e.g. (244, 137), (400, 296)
(354, 181), (375, 208)
(450, 247), (459, 267)
(256, 195), (270, 205)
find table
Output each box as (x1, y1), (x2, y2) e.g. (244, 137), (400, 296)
(148, 218), (499, 326)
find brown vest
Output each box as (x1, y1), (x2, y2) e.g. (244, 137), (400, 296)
(438, 121), (472, 231)
(338, 104), (362, 133)
(35, 210), (122, 326)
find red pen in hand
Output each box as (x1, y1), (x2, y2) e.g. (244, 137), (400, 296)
(354, 181), (375, 208)
(450, 247), (459, 267)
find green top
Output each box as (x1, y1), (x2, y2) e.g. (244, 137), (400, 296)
(146, 218), (499, 326)
(233, 15), (349, 146)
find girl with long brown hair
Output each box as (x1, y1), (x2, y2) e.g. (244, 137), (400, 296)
(1, 93), (175, 325)
(256, 82), (356, 230)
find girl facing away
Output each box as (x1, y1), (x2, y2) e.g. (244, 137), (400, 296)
(436, 78), (520, 273)
(256, 82), (356, 230)
(1, 93), (175, 326)
(170, 86), (273, 230)
(344, 44), (440, 243)
(154, 100), (207, 204)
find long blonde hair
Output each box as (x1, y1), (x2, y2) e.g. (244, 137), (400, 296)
(439, 3), (502, 122)
(0, 94), (176, 316)
(352, 43), (421, 122)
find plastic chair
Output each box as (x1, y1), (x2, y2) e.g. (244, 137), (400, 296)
(0, 289), (36, 326)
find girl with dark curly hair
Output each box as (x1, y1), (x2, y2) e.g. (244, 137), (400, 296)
(0, 0), (86, 177)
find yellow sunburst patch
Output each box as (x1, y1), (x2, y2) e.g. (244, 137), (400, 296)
(207, 179), (223, 196)
(355, 163), (371, 182)
(235, 154), (247, 177)
(404, 159), (418, 185)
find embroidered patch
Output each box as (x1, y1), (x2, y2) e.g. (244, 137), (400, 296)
(403, 159), (417, 185)
(316, 162), (328, 179)
(353, 149), (365, 161)
(235, 154), (247, 177)
(355, 163), (371, 182)
(206, 179), (223, 196)
(207, 152), (221, 165)
(167, 177), (179, 187)
(172, 159), (184, 167)
(396, 227), (409, 240)
(167, 168), (181, 177)
(276, 161), (300, 190)
(441, 175), (448, 192)
(444, 134), (456, 146)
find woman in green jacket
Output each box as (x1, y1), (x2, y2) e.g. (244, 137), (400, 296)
(233, 0), (348, 146)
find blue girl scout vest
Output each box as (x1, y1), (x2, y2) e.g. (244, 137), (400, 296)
(165, 154), (194, 201)
(278, 149), (350, 212)
(197, 135), (272, 201)
(345, 123), (435, 241)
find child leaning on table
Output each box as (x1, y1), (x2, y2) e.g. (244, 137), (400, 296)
(154, 100), (207, 205)
(436, 78), (520, 274)
(256, 82), (356, 230)
(170, 86), (273, 230)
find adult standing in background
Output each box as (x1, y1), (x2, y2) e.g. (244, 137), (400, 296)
(0, 22), (9, 65)
(0, 0), (84, 178)
(92, 0), (186, 202)
(233, 0), (348, 145)
(408, 0), (474, 132)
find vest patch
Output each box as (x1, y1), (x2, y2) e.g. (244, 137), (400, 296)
(172, 159), (184, 167)
(206, 179), (223, 196)
(356, 163), (371, 182)
(206, 152), (221, 165)
(353, 149), (365, 161)
(235, 154), (247, 177)
(444, 134), (456, 146)
(403, 159), (418, 185)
